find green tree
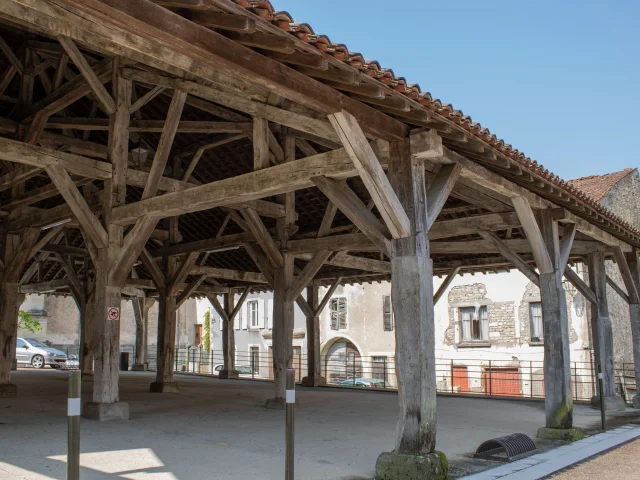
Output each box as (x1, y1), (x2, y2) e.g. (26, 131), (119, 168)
(18, 310), (41, 333)
(202, 309), (211, 352)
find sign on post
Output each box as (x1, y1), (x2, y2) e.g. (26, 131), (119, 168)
(107, 307), (120, 321)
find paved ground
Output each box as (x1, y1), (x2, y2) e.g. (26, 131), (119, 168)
(547, 438), (640, 479)
(0, 370), (637, 479)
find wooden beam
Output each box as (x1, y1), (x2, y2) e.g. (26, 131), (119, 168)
(19, 278), (69, 294)
(252, 116), (270, 170)
(563, 267), (597, 305)
(314, 277), (342, 317)
(426, 163), (462, 229)
(142, 89), (187, 199)
(190, 266), (267, 283)
(511, 197), (553, 274)
(190, 11), (256, 32)
(229, 286), (251, 321)
(208, 294), (229, 323)
(298, 251), (390, 274)
(606, 274), (630, 304)
(44, 164), (108, 248)
(612, 246), (640, 304)
(286, 250), (332, 302)
(168, 251), (200, 296)
(129, 85), (165, 113)
(46, 117), (249, 133)
(108, 216), (158, 288)
(329, 110), (410, 239)
(224, 31), (295, 53)
(0, 35), (24, 74)
(176, 274), (207, 308)
(140, 247), (166, 292)
(54, 253), (84, 301)
(478, 231), (540, 286)
(433, 267), (461, 305)
(0, 137), (112, 179)
(57, 36), (116, 114)
(558, 223), (577, 272)
(241, 207), (284, 268)
(312, 175), (391, 256)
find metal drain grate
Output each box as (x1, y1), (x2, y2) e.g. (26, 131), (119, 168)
(474, 433), (537, 462)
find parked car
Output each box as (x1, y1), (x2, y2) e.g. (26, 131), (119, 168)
(338, 378), (393, 389)
(214, 364), (262, 378)
(15, 338), (67, 369)
(65, 354), (80, 369)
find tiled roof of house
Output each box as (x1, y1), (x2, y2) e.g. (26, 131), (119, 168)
(569, 169), (636, 203)
(221, 1), (640, 243)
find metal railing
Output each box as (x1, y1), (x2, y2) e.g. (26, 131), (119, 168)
(49, 344), (638, 404)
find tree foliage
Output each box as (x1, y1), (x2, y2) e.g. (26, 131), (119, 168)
(18, 310), (42, 333)
(202, 309), (211, 352)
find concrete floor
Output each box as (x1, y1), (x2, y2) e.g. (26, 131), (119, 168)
(0, 370), (635, 480)
(547, 439), (640, 479)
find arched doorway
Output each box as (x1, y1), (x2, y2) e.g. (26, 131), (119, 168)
(322, 337), (362, 385)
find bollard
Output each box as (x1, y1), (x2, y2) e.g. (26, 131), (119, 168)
(67, 370), (81, 480)
(598, 364), (606, 431)
(285, 368), (295, 480)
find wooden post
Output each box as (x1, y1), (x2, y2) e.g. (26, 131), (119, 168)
(80, 268), (95, 378)
(301, 282), (325, 386)
(131, 297), (154, 371)
(386, 137), (436, 453)
(588, 251), (625, 411)
(626, 251), (640, 408)
(537, 210), (574, 429)
(218, 292), (239, 379)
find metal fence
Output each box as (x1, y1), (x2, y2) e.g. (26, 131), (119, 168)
(50, 344), (637, 404)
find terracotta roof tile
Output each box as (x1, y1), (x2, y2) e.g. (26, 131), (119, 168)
(569, 169), (636, 203)
(221, 1), (640, 243)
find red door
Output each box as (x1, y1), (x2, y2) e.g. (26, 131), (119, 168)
(452, 366), (469, 393)
(485, 368), (521, 396)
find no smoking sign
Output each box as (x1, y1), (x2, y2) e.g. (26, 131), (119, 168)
(107, 307), (120, 321)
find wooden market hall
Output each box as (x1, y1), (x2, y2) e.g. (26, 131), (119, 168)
(0, 0), (639, 475)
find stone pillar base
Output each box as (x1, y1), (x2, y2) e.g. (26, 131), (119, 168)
(375, 451), (448, 480)
(536, 427), (584, 442)
(82, 402), (129, 421)
(0, 383), (18, 398)
(632, 395), (640, 409)
(590, 395), (626, 412)
(301, 375), (326, 387)
(11, 358), (17, 371)
(130, 363), (148, 371)
(265, 397), (285, 409)
(149, 381), (180, 393)
(218, 370), (239, 379)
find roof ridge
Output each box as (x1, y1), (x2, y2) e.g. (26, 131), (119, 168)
(569, 168), (635, 183)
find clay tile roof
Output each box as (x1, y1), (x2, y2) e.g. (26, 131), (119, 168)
(569, 169), (636, 203)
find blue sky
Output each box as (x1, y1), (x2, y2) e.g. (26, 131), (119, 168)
(272, 1), (639, 180)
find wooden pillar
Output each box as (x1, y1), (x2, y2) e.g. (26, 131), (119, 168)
(302, 283), (325, 386)
(218, 292), (238, 378)
(537, 210), (574, 428)
(588, 251), (625, 411)
(627, 251), (640, 408)
(386, 138), (437, 454)
(132, 297), (154, 371)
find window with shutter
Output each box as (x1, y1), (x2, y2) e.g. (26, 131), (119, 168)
(247, 300), (259, 329)
(460, 306), (489, 342)
(329, 297), (347, 330)
(383, 295), (393, 331)
(529, 302), (543, 343)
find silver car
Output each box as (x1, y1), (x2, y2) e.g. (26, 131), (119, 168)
(15, 337), (67, 369)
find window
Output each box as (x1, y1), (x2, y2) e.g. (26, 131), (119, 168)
(16, 338), (26, 349)
(460, 306), (489, 342)
(330, 297), (347, 330)
(383, 295), (393, 331)
(372, 356), (388, 382)
(529, 302), (543, 343)
(250, 346), (259, 374)
(248, 300), (259, 329)
(194, 324), (202, 345)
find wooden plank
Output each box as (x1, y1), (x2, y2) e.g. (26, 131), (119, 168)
(44, 164), (108, 248)
(612, 246), (640, 304)
(426, 163), (462, 229)
(511, 197), (553, 274)
(190, 11), (256, 32)
(312, 175), (391, 256)
(241, 207), (284, 268)
(478, 231), (540, 286)
(142, 89), (187, 199)
(60, 0), (408, 140)
(563, 267), (597, 305)
(121, 68), (341, 143)
(19, 278), (69, 294)
(329, 110), (410, 239)
(57, 36), (116, 114)
(223, 31), (294, 53)
(286, 250), (332, 302)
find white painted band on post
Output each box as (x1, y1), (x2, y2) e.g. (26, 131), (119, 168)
(286, 389), (295, 404)
(68, 398), (81, 416)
